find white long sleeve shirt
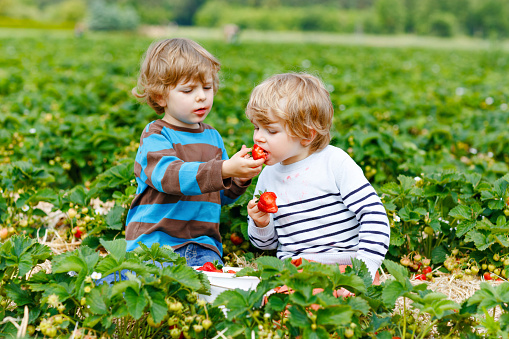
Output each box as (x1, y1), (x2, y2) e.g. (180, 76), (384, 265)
(248, 145), (390, 280)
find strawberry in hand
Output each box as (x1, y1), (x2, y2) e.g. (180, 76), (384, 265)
(256, 191), (278, 213)
(252, 144), (268, 161)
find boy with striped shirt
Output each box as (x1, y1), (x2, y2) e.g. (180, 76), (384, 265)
(126, 38), (265, 267)
(246, 73), (389, 282)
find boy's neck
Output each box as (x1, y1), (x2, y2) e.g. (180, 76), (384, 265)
(162, 115), (200, 129)
(281, 148), (315, 166)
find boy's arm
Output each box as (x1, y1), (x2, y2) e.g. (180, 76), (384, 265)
(136, 129), (261, 196)
(220, 177), (251, 206)
(335, 155), (390, 280)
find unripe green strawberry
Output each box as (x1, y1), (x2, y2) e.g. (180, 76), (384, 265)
(202, 319), (212, 330)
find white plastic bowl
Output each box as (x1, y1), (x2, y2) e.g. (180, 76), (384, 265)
(194, 266), (260, 303)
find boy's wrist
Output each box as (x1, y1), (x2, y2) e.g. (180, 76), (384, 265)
(254, 219), (269, 228)
(221, 159), (231, 179)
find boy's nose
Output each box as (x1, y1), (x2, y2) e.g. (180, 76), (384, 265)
(253, 132), (265, 143)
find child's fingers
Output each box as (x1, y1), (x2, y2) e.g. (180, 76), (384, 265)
(248, 158), (265, 167)
(236, 145), (251, 157)
(247, 199), (258, 209)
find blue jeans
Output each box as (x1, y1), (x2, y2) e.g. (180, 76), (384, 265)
(97, 243), (223, 285)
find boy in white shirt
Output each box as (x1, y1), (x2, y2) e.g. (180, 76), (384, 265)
(246, 73), (390, 282)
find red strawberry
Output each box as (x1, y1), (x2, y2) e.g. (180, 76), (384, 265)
(422, 266), (432, 274)
(256, 191), (278, 213)
(230, 232), (244, 245)
(226, 270), (237, 274)
(74, 227), (83, 239)
(202, 262), (217, 272)
(415, 274), (427, 280)
(252, 144), (268, 160)
(484, 272), (493, 280)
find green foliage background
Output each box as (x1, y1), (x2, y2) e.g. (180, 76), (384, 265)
(2, 0), (509, 38)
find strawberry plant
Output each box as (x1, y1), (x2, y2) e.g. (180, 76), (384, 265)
(382, 171), (509, 280)
(0, 161), (56, 238)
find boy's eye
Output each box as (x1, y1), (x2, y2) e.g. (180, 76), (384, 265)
(268, 130), (277, 134)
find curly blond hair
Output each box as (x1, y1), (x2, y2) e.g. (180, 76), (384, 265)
(246, 73), (333, 153)
(132, 38), (221, 114)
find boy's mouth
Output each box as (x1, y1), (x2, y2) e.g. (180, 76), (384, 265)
(194, 107), (208, 115)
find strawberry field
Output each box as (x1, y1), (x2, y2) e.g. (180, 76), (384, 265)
(1, 29), (509, 338)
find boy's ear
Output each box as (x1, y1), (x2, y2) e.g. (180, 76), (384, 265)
(154, 94), (167, 108)
(301, 129), (317, 147)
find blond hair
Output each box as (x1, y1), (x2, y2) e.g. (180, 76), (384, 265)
(246, 73), (333, 152)
(132, 38), (221, 114)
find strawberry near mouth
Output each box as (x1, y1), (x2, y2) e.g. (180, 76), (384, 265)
(252, 144), (269, 160)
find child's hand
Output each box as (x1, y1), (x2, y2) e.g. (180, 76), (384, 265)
(247, 198), (271, 227)
(222, 145), (264, 181)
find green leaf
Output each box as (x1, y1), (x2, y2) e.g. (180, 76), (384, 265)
(381, 280), (406, 306)
(105, 205), (125, 230)
(68, 185), (88, 206)
(83, 315), (104, 328)
(87, 286), (109, 315)
(52, 255), (87, 274)
(315, 305), (353, 326)
(345, 296), (371, 315)
(448, 205), (473, 220)
(124, 287), (148, 320)
(464, 172), (482, 188)
(383, 260), (408, 284)
(214, 289), (250, 319)
(493, 178), (509, 197)
(398, 175), (416, 192)
(465, 230), (493, 251)
(146, 287), (168, 324)
(431, 245), (448, 264)
(265, 293), (289, 313)
(99, 238), (126, 262)
(287, 305), (310, 328)
(389, 229), (405, 246)
(456, 221), (476, 238)
(256, 256), (285, 273)
(95, 256), (120, 275)
(302, 326), (329, 339)
(5, 282), (32, 306)
(161, 264), (203, 291)
(411, 292), (459, 318)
